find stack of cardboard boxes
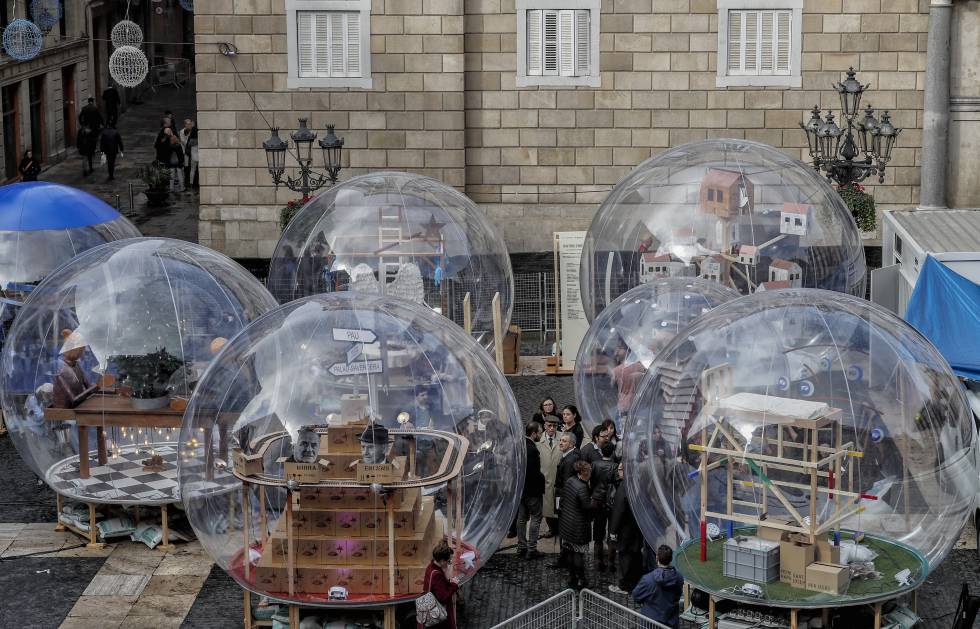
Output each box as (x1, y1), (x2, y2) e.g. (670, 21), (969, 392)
(757, 521), (850, 595)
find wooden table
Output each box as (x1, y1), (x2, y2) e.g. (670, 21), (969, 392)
(44, 394), (185, 479)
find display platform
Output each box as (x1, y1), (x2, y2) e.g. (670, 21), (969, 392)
(676, 528), (927, 609)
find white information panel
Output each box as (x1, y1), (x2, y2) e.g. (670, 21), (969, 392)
(555, 231), (588, 371)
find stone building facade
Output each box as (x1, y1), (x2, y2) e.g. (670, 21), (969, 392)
(195, 0), (979, 257)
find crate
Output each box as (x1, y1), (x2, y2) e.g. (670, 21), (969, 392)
(722, 536), (779, 583)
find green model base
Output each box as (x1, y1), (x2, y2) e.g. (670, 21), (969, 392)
(675, 529), (928, 609)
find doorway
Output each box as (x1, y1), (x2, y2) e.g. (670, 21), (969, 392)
(2, 83), (20, 181)
(28, 75), (44, 162)
(61, 65), (75, 151)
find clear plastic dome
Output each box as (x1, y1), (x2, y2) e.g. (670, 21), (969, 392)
(574, 278), (738, 435)
(178, 292), (522, 606)
(0, 238), (277, 505)
(268, 172), (513, 350)
(624, 289), (977, 608)
(0, 182), (139, 288)
(580, 140), (867, 322)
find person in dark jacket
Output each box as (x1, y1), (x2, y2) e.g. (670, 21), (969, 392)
(99, 124), (124, 181)
(582, 424), (611, 464)
(155, 123), (174, 164)
(589, 441), (618, 572)
(555, 432), (581, 499)
(560, 404), (586, 451)
(76, 125), (98, 176)
(608, 461), (643, 595)
(167, 133), (185, 192)
(18, 150), (40, 181)
(102, 84), (120, 126)
(517, 421), (545, 559)
(531, 397), (560, 425)
(419, 540), (461, 629)
(633, 545), (684, 629)
(559, 459), (593, 590)
(78, 97), (103, 134)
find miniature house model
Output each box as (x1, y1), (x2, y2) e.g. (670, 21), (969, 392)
(698, 255), (725, 282)
(179, 292), (523, 609)
(640, 253), (694, 281)
(699, 168), (754, 219)
(737, 245), (759, 266)
(780, 202), (812, 236)
(769, 259), (803, 288)
(623, 290), (979, 610)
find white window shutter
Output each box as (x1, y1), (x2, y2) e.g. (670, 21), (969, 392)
(313, 13), (329, 76)
(760, 11), (773, 73)
(727, 10), (741, 73)
(776, 11), (791, 73)
(329, 12), (345, 76)
(575, 9), (590, 76)
(559, 10), (574, 76)
(543, 10), (558, 74)
(527, 10), (542, 76)
(346, 12), (361, 76)
(743, 11), (758, 73)
(298, 12), (315, 77)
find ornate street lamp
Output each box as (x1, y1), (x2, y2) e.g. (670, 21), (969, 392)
(261, 120), (345, 197)
(799, 67), (902, 187)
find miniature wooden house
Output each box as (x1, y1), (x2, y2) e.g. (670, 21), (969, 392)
(641, 253), (693, 282)
(756, 280), (792, 292)
(737, 244), (759, 265)
(769, 259), (803, 288)
(699, 168), (754, 219)
(780, 203), (812, 236)
(698, 254), (725, 282)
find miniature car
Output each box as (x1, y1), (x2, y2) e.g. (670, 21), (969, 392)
(328, 586), (348, 600)
(739, 583), (764, 598)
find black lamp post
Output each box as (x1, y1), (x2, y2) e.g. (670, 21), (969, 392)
(799, 67), (902, 187)
(262, 120), (345, 197)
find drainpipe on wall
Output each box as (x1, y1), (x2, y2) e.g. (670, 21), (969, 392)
(85, 0), (103, 101)
(919, 0), (953, 210)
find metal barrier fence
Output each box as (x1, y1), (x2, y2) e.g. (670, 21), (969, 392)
(489, 589), (578, 629)
(490, 588), (672, 629)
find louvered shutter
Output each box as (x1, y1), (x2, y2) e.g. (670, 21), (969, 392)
(298, 12), (314, 77)
(346, 13), (361, 76)
(328, 12), (345, 76)
(543, 10), (558, 75)
(527, 10), (542, 75)
(743, 11), (758, 72)
(559, 10), (574, 76)
(776, 10), (791, 73)
(760, 11), (773, 73)
(727, 10), (741, 73)
(575, 9), (590, 76)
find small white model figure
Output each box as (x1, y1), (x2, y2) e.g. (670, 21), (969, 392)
(349, 263), (381, 294)
(387, 262), (426, 304)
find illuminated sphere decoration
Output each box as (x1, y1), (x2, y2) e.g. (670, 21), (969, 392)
(178, 291), (523, 605)
(110, 19), (143, 48)
(624, 288), (978, 608)
(108, 45), (148, 88)
(268, 171), (513, 351)
(30, 0), (62, 32)
(580, 139), (867, 322)
(574, 277), (738, 435)
(179, 0), (193, 11)
(0, 238), (278, 506)
(3, 19), (43, 61)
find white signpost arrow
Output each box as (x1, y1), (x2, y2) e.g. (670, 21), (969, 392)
(346, 342), (363, 364)
(333, 328), (377, 344)
(329, 360), (383, 377)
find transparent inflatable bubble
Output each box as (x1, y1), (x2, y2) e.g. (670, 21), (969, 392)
(0, 238), (277, 505)
(268, 172), (513, 350)
(580, 140), (867, 322)
(624, 289), (977, 608)
(178, 292), (522, 606)
(574, 278), (738, 435)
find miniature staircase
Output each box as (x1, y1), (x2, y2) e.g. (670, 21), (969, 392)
(658, 362), (698, 444)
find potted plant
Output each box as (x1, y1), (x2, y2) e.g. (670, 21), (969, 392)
(838, 183), (876, 233)
(112, 348), (187, 410)
(280, 195), (312, 232)
(142, 162), (171, 207)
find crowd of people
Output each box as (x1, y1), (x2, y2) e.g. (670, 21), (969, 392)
(63, 86), (199, 191)
(511, 396), (684, 628)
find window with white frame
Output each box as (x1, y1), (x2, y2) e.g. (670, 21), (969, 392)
(517, 0), (600, 87)
(286, 0), (372, 89)
(716, 0), (802, 88)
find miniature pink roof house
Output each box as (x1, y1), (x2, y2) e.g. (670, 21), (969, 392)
(640, 253), (694, 282)
(699, 168), (754, 251)
(780, 202), (813, 236)
(769, 258), (803, 288)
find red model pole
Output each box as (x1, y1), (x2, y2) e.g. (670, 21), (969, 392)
(828, 467), (834, 499)
(700, 520), (707, 562)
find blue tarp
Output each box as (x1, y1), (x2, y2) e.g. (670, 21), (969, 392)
(0, 182), (123, 230)
(904, 255), (980, 381)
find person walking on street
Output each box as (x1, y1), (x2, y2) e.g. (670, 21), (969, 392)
(633, 545), (684, 629)
(179, 119), (199, 189)
(537, 415), (561, 538)
(549, 432), (581, 569)
(102, 84), (120, 127)
(589, 441), (617, 572)
(419, 540), (461, 629)
(517, 421), (545, 560)
(559, 460), (593, 590)
(76, 125), (98, 176)
(608, 461), (643, 596)
(99, 124), (124, 181)
(582, 424), (610, 464)
(167, 133), (185, 192)
(78, 97), (104, 134)
(18, 150), (40, 181)
(155, 120), (173, 164)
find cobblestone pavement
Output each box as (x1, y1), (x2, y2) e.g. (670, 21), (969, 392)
(36, 82), (200, 244)
(1, 375), (977, 628)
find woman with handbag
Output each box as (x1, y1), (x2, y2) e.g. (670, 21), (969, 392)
(416, 540), (460, 628)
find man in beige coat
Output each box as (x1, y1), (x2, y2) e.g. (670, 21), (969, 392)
(537, 415), (562, 537)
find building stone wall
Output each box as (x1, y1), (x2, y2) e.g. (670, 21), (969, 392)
(948, 0), (980, 209)
(197, 0), (935, 256)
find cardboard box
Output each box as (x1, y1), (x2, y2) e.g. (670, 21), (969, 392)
(336, 512), (360, 536)
(299, 487), (327, 509)
(346, 540), (374, 564)
(349, 567), (383, 594)
(311, 511), (337, 536)
(255, 566), (283, 592)
(779, 540), (815, 588)
(325, 425), (359, 454)
(297, 540), (322, 565)
(407, 567), (427, 593)
(322, 540), (347, 564)
(290, 512), (312, 536)
(341, 394), (370, 422)
(816, 539), (841, 564)
(805, 562), (849, 595)
(502, 324), (521, 374)
(756, 519), (791, 543)
(300, 568), (333, 593)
